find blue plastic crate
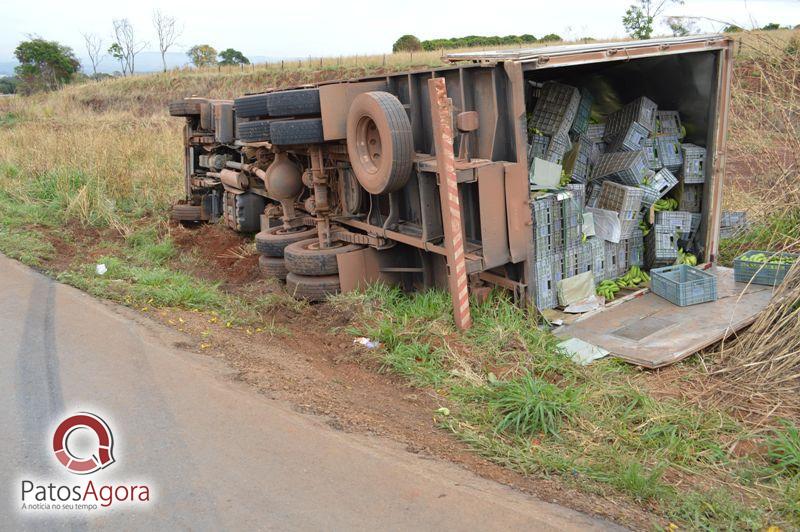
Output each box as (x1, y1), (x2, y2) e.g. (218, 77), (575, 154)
(733, 250), (799, 286)
(651, 265), (718, 306)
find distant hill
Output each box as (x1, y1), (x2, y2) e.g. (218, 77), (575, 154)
(0, 51), (275, 77)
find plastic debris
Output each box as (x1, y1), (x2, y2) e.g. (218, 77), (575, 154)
(354, 337), (381, 349)
(95, 263), (107, 275)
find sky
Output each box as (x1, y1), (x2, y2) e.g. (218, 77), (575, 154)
(0, 0), (798, 66)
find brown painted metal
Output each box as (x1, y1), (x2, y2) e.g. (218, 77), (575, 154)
(427, 77), (472, 330)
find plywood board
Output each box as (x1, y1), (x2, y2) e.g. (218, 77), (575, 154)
(554, 267), (774, 368)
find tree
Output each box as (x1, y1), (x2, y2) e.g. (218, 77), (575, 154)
(110, 18), (147, 76)
(723, 24), (743, 33)
(218, 48), (250, 65)
(82, 33), (105, 77)
(0, 77), (18, 94)
(540, 33), (563, 42)
(665, 16), (699, 36)
(153, 9), (181, 72)
(14, 38), (80, 94)
(187, 45), (218, 68)
(392, 34), (422, 53)
(623, 0), (684, 40)
(761, 23), (780, 31)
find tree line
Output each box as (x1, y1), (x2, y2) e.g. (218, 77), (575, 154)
(3, 10), (251, 95)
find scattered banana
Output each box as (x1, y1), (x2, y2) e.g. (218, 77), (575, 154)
(676, 248), (698, 266)
(596, 266), (650, 301)
(746, 252), (795, 265)
(653, 198), (679, 212)
(639, 220), (651, 237)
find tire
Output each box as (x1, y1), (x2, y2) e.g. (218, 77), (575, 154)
(234, 93), (270, 119)
(258, 255), (288, 280)
(169, 100), (203, 117)
(285, 273), (340, 302)
(284, 238), (362, 276)
(269, 119), (324, 145)
(225, 191), (266, 233)
(255, 226), (318, 257)
(236, 119), (274, 142)
(346, 91), (413, 195)
(266, 89), (321, 117)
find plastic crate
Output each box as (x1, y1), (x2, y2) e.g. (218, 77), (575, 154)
(655, 110), (684, 138)
(606, 96), (658, 137)
(690, 213), (702, 236)
(655, 211), (693, 237)
(591, 151), (650, 186)
(733, 250), (799, 286)
(651, 265), (717, 306)
(529, 132), (572, 165)
(645, 226), (679, 268)
(623, 229), (645, 269)
(679, 183), (703, 213)
(570, 88), (594, 136)
(564, 184), (586, 213)
(586, 123), (606, 142)
(656, 135), (683, 173)
(681, 144), (706, 184)
(587, 237), (606, 281)
(604, 240), (625, 280)
(721, 211), (747, 227)
(564, 241), (593, 277)
(586, 181), (601, 208)
(606, 121), (649, 152)
(597, 181), (644, 216)
(532, 257), (558, 310)
(529, 82), (582, 136)
(640, 168), (678, 207)
(530, 195), (564, 260)
(642, 139), (662, 171)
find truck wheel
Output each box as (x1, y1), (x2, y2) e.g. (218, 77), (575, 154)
(266, 89), (321, 117)
(346, 91), (413, 195)
(269, 119), (324, 145)
(255, 226), (317, 257)
(284, 238), (362, 276)
(258, 255), (288, 280)
(169, 100), (203, 117)
(236, 119), (274, 142)
(225, 191), (266, 233)
(234, 93), (270, 119)
(285, 272), (340, 302)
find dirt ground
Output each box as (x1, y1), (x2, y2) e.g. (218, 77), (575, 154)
(30, 220), (660, 528)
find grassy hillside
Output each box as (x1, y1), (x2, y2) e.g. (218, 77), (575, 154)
(1, 30), (799, 529)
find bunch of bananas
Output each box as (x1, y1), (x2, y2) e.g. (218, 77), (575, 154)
(747, 252), (796, 265)
(653, 198), (679, 212)
(639, 220), (651, 236)
(596, 280), (620, 300)
(676, 248), (698, 266)
(596, 266), (651, 300)
(614, 265), (650, 289)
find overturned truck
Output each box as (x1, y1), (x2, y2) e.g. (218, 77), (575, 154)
(171, 35), (756, 360)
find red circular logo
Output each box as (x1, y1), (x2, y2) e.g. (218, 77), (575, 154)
(52, 412), (116, 475)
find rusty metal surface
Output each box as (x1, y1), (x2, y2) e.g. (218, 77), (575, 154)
(428, 77), (472, 330)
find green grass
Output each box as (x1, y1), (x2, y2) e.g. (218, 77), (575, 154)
(767, 421), (800, 477)
(719, 208), (800, 265)
(336, 283), (800, 529)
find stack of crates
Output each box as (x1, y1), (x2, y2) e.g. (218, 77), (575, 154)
(564, 240), (593, 277)
(531, 195), (564, 260)
(623, 229), (645, 268)
(645, 226), (679, 268)
(655, 211), (693, 238)
(640, 168), (678, 208)
(561, 186), (584, 248)
(587, 237), (606, 281)
(596, 181), (644, 238)
(604, 240), (628, 279)
(591, 151), (650, 186)
(532, 258), (559, 310)
(681, 144), (706, 184)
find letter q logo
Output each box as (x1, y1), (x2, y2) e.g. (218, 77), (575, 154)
(52, 412), (115, 474)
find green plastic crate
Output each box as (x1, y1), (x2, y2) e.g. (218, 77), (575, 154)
(733, 250), (798, 286)
(651, 265), (717, 306)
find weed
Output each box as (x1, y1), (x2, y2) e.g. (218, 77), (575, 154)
(766, 421), (800, 477)
(0, 227), (54, 266)
(486, 374), (579, 438)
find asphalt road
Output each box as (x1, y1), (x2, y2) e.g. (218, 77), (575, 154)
(0, 254), (622, 531)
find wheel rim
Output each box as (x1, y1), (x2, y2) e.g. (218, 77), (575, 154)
(273, 226), (311, 236)
(355, 116), (382, 175)
(306, 241), (347, 252)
